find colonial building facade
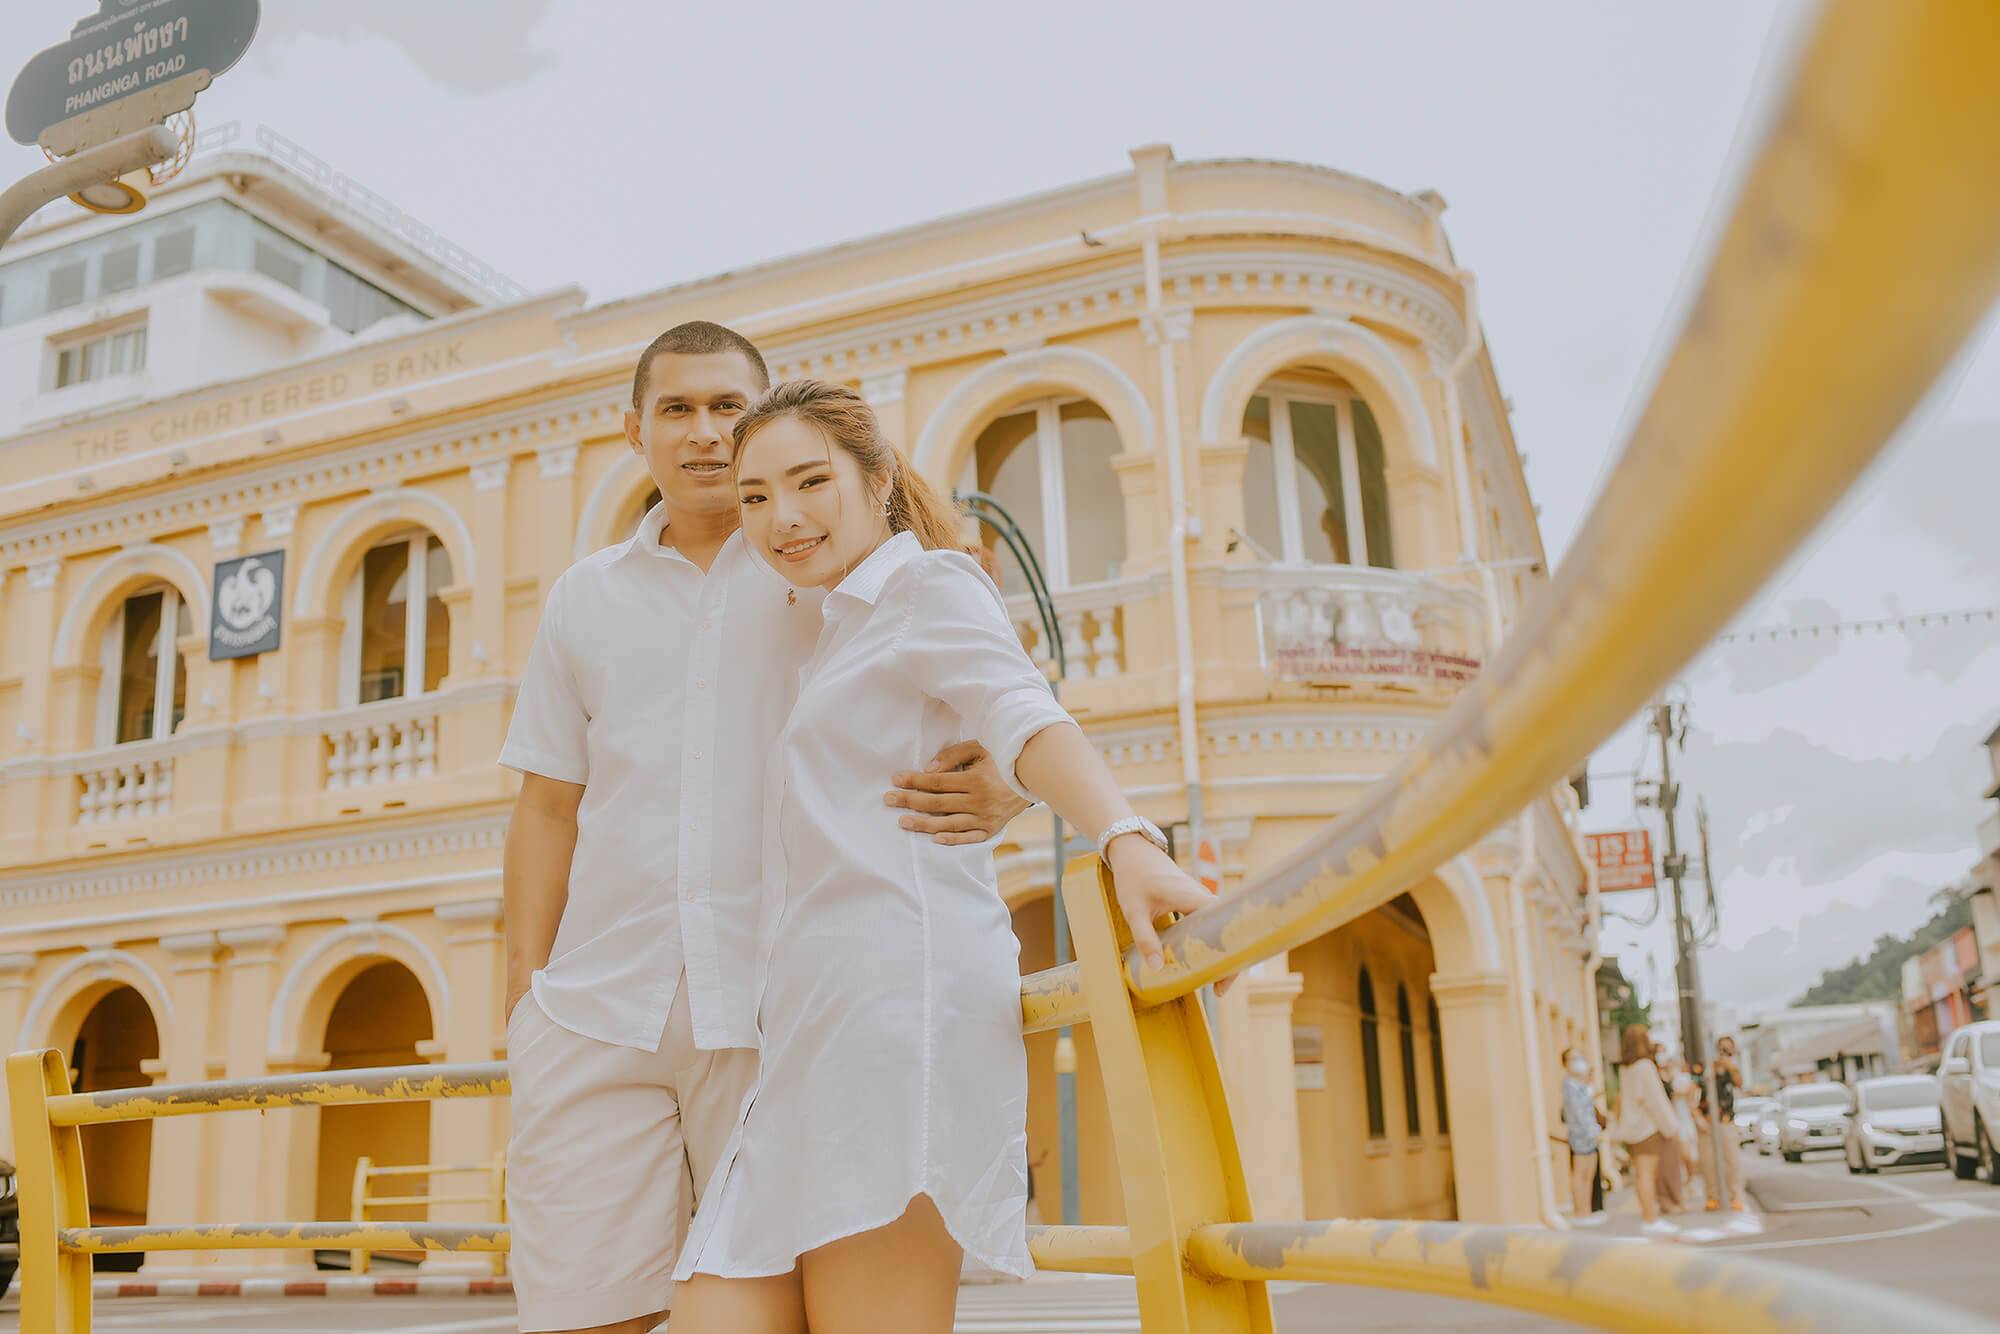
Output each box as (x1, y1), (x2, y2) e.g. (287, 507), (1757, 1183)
(0, 129), (1599, 1271)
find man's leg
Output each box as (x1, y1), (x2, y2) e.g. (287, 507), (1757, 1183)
(506, 995), (688, 1334)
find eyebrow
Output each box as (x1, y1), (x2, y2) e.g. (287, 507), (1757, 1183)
(737, 460), (828, 488)
(653, 390), (748, 408)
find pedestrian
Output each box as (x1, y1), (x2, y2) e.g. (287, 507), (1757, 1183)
(1613, 1023), (1682, 1238)
(1695, 1036), (1748, 1212)
(1559, 1047), (1606, 1225)
(667, 380), (1217, 1334)
(1656, 1054), (1693, 1213)
(500, 327), (1026, 1334)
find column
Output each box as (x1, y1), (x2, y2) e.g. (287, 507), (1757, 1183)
(466, 457), (513, 681)
(211, 927), (309, 1272)
(12, 560), (61, 760)
(1241, 968), (1307, 1220)
(533, 443), (580, 610)
(145, 933), (223, 1274)
(423, 898), (504, 1273)
(861, 370), (909, 462)
(0, 952), (35, 1162)
(1430, 969), (1540, 1224)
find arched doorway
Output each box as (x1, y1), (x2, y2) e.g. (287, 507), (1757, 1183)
(69, 986), (159, 1271)
(1289, 893), (1452, 1220)
(313, 962), (434, 1225)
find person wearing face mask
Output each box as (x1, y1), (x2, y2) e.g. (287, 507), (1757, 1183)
(1559, 1047), (1607, 1225)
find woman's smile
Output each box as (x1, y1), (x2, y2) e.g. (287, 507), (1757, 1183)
(776, 535), (826, 562)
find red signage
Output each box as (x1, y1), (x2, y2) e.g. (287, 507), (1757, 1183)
(1584, 830), (1656, 891)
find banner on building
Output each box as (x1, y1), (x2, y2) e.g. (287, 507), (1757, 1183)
(209, 549), (283, 659)
(1583, 829), (1656, 892)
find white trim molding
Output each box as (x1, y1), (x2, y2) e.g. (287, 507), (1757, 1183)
(19, 947), (176, 1048)
(51, 543), (212, 666)
(911, 343), (1157, 481)
(266, 919), (451, 1060)
(1199, 314), (1440, 471)
(295, 485), (477, 620)
(573, 452), (650, 562)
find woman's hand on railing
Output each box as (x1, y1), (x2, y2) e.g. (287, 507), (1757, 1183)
(1104, 837), (1218, 973)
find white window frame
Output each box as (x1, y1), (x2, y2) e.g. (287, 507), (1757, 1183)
(1252, 380), (1378, 567)
(340, 532), (444, 708)
(95, 586), (184, 747)
(959, 395), (1114, 592)
(53, 322), (148, 391)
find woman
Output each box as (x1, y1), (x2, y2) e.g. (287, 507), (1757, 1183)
(1558, 1047), (1605, 1225)
(1614, 1024), (1682, 1238)
(670, 381), (1216, 1334)
(1655, 1054), (1691, 1214)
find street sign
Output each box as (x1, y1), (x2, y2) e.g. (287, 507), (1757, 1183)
(7, 0), (261, 151)
(1583, 829), (1657, 892)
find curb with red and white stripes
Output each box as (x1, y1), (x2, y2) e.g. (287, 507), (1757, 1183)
(90, 1275), (512, 1298)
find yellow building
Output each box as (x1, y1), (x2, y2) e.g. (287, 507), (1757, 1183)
(0, 131), (1599, 1274)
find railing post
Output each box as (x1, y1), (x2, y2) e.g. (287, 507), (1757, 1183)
(6, 1051), (93, 1334)
(1062, 857), (1271, 1334)
(349, 1157), (372, 1276)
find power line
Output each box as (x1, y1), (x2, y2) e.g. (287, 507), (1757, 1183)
(1713, 604), (2000, 645)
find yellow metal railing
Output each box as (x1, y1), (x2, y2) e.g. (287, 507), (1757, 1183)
(8, 2), (2000, 1331)
(348, 1153), (506, 1276)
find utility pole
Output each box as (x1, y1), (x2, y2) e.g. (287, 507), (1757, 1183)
(1652, 699), (1731, 1204)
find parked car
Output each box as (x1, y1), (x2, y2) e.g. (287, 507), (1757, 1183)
(1939, 1019), (2000, 1184)
(1843, 1074), (1945, 1173)
(1734, 1096), (1772, 1147)
(1776, 1081), (1852, 1161)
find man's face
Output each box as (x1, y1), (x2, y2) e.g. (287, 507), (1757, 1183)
(624, 351), (763, 518)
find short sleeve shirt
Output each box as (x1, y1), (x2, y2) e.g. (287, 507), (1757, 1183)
(501, 507), (823, 1051)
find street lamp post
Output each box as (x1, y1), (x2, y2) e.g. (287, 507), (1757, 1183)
(956, 489), (1088, 1229)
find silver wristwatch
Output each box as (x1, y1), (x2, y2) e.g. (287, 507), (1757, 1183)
(1098, 815), (1169, 856)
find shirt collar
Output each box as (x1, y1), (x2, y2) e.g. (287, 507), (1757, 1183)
(826, 531), (921, 609)
(616, 503), (744, 570)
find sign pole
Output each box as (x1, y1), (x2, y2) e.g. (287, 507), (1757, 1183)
(0, 122), (175, 249)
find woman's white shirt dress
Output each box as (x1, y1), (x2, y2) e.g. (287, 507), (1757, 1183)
(676, 532), (1073, 1282)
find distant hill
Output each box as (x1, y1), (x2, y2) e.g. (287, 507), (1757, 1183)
(1794, 885), (1973, 1007)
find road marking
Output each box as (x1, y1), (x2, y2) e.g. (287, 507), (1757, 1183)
(1924, 1200), (1996, 1219)
(1713, 1215), (1960, 1253)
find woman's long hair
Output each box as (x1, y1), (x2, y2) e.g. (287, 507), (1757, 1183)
(732, 379), (963, 552)
(1619, 1023), (1653, 1067)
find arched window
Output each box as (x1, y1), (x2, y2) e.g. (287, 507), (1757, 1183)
(96, 586), (190, 745)
(968, 397), (1126, 594)
(1358, 967), (1385, 1139)
(1240, 382), (1394, 568)
(342, 533), (451, 706)
(1428, 995), (1449, 1136)
(1397, 984), (1421, 1136)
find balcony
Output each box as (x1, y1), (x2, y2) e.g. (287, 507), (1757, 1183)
(1005, 577), (1147, 680)
(324, 707), (439, 790)
(1223, 563), (1485, 693)
(77, 755), (174, 824)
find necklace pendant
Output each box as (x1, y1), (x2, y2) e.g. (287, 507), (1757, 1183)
(787, 589), (798, 606)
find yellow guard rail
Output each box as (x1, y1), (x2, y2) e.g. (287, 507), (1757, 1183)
(10, 2), (2000, 1330)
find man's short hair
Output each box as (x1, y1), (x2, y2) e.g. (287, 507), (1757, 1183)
(631, 321), (770, 408)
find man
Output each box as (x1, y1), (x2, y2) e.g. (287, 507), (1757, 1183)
(1694, 1035), (1747, 1212)
(501, 321), (1028, 1334)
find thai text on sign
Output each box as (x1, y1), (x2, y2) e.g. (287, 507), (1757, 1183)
(1583, 830), (1656, 891)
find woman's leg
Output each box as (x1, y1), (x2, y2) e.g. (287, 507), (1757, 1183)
(1634, 1147), (1660, 1223)
(800, 1195), (964, 1334)
(668, 1273), (806, 1334)
(1571, 1150), (1597, 1216)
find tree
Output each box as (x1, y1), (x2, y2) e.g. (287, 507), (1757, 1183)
(1794, 883), (1974, 1007)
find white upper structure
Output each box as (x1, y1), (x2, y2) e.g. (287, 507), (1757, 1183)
(0, 124), (521, 441)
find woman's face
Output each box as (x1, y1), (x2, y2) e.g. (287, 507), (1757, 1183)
(737, 414), (892, 590)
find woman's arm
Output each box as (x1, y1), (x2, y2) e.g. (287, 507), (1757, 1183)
(1634, 1060), (1677, 1134)
(1014, 722), (1213, 970)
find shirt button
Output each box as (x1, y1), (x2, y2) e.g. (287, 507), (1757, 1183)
(702, 620), (713, 631)
(690, 820), (701, 832)
(692, 749), (704, 760)
(696, 678), (708, 688)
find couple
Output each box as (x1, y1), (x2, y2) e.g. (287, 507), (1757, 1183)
(500, 321), (1213, 1334)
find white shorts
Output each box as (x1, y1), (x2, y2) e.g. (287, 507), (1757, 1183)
(506, 978), (757, 1332)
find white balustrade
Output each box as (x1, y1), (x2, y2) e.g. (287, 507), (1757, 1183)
(325, 713), (438, 790)
(1006, 578), (1141, 679)
(1231, 563), (1484, 687)
(76, 759), (174, 824)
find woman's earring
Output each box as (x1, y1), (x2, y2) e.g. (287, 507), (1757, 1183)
(878, 496), (892, 518)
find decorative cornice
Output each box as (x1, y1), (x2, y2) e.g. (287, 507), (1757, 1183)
(28, 558), (61, 590)
(260, 502), (299, 540)
(535, 442), (580, 479)
(160, 930), (220, 955)
(470, 458), (512, 493)
(434, 897), (503, 924)
(859, 370), (907, 405)
(208, 515), (245, 553)
(0, 810), (510, 914)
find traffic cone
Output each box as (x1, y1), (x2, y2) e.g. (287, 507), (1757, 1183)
(1196, 838), (1221, 894)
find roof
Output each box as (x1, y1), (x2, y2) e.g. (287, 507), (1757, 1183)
(1769, 1016), (1890, 1072)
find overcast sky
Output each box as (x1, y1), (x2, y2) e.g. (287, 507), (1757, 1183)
(8, 1), (1998, 1028)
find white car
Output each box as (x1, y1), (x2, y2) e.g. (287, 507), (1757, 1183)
(1776, 1082), (1852, 1161)
(1940, 1020), (2000, 1184)
(1734, 1096), (1772, 1147)
(1844, 1074), (1945, 1173)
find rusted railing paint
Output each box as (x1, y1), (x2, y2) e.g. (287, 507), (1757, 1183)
(1184, 1220), (2000, 1334)
(1019, 962), (1086, 1034)
(1026, 1224), (1134, 1275)
(1122, 0), (2000, 1009)
(43, 1062), (510, 1126)
(60, 1222), (508, 1255)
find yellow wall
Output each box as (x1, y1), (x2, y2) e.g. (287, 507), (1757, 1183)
(314, 962), (434, 1222)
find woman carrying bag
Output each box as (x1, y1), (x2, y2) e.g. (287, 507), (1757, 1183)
(1613, 1024), (1682, 1238)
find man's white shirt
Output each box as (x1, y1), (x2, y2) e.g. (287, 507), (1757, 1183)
(500, 504), (824, 1052)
